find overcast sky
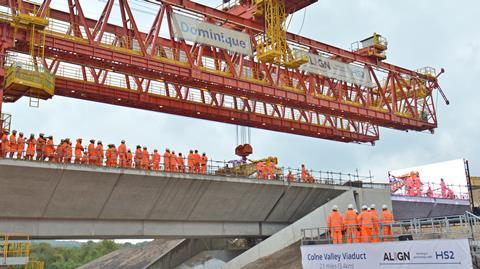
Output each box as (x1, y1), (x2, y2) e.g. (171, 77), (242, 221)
(3, 0), (478, 182)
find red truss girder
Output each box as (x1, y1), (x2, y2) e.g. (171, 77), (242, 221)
(0, 0), (441, 143)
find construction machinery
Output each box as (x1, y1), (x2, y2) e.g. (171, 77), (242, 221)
(0, 0), (446, 144)
(215, 156), (281, 178)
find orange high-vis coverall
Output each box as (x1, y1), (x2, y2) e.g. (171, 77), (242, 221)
(177, 155), (185, 172)
(286, 171), (295, 182)
(118, 144), (127, 168)
(441, 181), (447, 198)
(16, 136), (25, 159)
(74, 141), (83, 164)
(357, 210), (373, 242)
(170, 153), (178, 172)
(9, 134), (17, 158)
(256, 162), (264, 179)
(134, 148), (142, 169)
(56, 142), (66, 163)
(163, 151), (171, 172)
(370, 209), (380, 242)
(327, 211), (344, 244)
(0, 133), (7, 158)
(36, 137), (45, 160)
(200, 155), (207, 174)
(344, 209), (358, 243)
(96, 145), (104, 166)
(187, 153), (194, 173)
(152, 152), (161, 171)
(142, 149), (150, 169)
(267, 161), (275, 179)
(381, 209), (395, 241)
(64, 143), (72, 163)
(193, 153), (200, 173)
(110, 147), (118, 167)
(301, 167), (307, 182)
(44, 139), (54, 161)
(26, 138), (36, 160)
(87, 143), (97, 164)
(126, 152), (133, 168)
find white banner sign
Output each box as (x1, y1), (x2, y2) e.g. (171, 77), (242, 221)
(171, 13), (253, 56)
(301, 239), (472, 269)
(296, 50), (375, 88)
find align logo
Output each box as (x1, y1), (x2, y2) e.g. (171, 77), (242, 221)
(383, 252), (411, 261)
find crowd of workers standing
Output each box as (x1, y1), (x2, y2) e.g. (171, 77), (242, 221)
(396, 171), (457, 199)
(327, 204), (395, 244)
(0, 130), (209, 172)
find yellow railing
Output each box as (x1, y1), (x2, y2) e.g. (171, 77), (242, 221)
(4, 63), (55, 97)
(26, 261), (45, 269)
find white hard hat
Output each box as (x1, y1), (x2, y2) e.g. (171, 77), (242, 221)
(362, 205), (368, 210)
(370, 204), (376, 208)
(367, 207), (371, 211)
(332, 205), (338, 211)
(348, 204), (354, 209)
(354, 209), (358, 213)
(382, 204), (388, 209)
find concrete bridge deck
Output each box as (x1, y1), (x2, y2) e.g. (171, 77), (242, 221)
(0, 159), (373, 239)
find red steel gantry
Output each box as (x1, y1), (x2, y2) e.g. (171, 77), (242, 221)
(0, 0), (444, 144)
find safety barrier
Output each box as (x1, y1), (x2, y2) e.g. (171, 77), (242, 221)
(0, 234), (30, 266)
(301, 212), (480, 245)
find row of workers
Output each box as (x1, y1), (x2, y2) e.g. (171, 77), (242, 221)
(403, 172), (456, 199)
(327, 204), (395, 244)
(0, 131), (208, 173)
(255, 161), (316, 183)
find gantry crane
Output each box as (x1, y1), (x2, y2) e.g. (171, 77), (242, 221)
(0, 0), (445, 144)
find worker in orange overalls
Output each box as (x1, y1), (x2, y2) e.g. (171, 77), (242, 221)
(163, 148), (171, 172)
(193, 150), (200, 173)
(134, 145), (142, 169)
(327, 205), (343, 244)
(200, 153), (208, 174)
(357, 205), (373, 243)
(0, 131), (8, 158)
(370, 204), (380, 242)
(286, 170), (295, 182)
(344, 204), (358, 243)
(118, 140), (127, 168)
(256, 161), (264, 179)
(25, 134), (36, 160)
(178, 152), (185, 172)
(301, 164), (307, 182)
(440, 178), (447, 198)
(187, 150), (194, 173)
(152, 149), (161, 171)
(107, 144), (118, 167)
(96, 141), (104, 166)
(9, 130), (17, 158)
(74, 138), (83, 164)
(381, 204), (394, 241)
(87, 139), (97, 165)
(126, 149), (133, 168)
(426, 185), (434, 198)
(105, 144), (112, 167)
(267, 160), (275, 180)
(354, 209), (361, 243)
(170, 151), (178, 172)
(262, 161), (269, 180)
(36, 133), (45, 160)
(16, 132), (25, 159)
(414, 172), (422, 196)
(56, 139), (66, 163)
(142, 147), (150, 170)
(44, 136), (55, 162)
(64, 139), (72, 164)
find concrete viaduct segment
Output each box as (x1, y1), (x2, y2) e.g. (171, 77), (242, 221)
(0, 159), (358, 239)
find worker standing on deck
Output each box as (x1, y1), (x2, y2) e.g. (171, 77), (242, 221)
(25, 134), (36, 160)
(134, 145), (142, 169)
(0, 131), (8, 158)
(56, 139), (65, 163)
(344, 204), (358, 243)
(105, 144), (112, 167)
(118, 140), (127, 168)
(110, 144), (118, 167)
(74, 138), (83, 164)
(354, 209), (361, 243)
(301, 164), (307, 182)
(187, 150), (194, 173)
(170, 151), (178, 172)
(126, 149), (132, 168)
(152, 149), (161, 171)
(200, 153), (208, 174)
(370, 204), (380, 242)
(381, 205), (394, 241)
(87, 139), (97, 165)
(16, 132), (25, 159)
(142, 147), (150, 170)
(406, 172), (414, 196)
(286, 170), (295, 182)
(177, 153), (185, 172)
(164, 148), (171, 172)
(327, 205), (343, 244)
(193, 150), (200, 173)
(267, 160), (275, 180)
(414, 172), (422, 196)
(256, 161), (264, 179)
(440, 178), (447, 198)
(96, 141), (104, 166)
(9, 130), (17, 158)
(64, 139), (72, 164)
(357, 205), (373, 243)
(426, 185), (434, 198)
(36, 133), (45, 160)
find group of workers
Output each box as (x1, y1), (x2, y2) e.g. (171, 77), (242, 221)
(327, 204), (395, 244)
(398, 171), (457, 199)
(256, 161), (316, 183)
(0, 130), (209, 173)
